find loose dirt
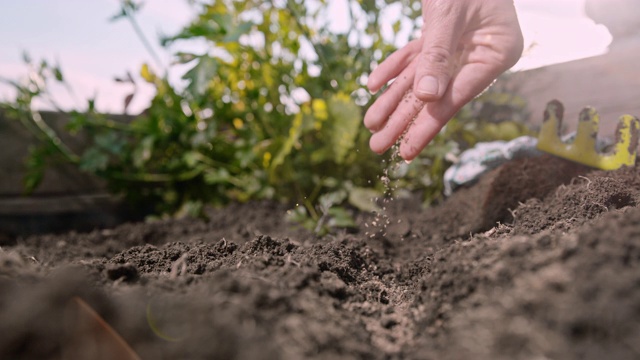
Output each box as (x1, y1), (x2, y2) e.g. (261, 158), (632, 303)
(1, 155), (639, 359)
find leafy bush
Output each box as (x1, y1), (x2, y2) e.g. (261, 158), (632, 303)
(1, 0), (530, 233)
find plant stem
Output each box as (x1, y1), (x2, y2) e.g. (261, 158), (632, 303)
(84, 115), (143, 133)
(123, 4), (165, 72)
(104, 167), (202, 182)
(284, 0), (331, 75)
(29, 110), (81, 164)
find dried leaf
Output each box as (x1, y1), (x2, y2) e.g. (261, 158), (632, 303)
(123, 93), (135, 114)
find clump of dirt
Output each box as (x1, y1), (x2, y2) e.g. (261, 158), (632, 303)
(1, 155), (640, 359)
(513, 173), (638, 234)
(386, 155), (590, 244)
(481, 155), (592, 229)
(413, 206), (640, 360)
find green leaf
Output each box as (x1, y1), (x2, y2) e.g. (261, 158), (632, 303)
(183, 55), (218, 96)
(22, 51), (32, 64)
(66, 111), (87, 133)
(348, 186), (381, 212)
(182, 151), (200, 167)
(24, 169), (44, 194)
(140, 63), (156, 83)
(95, 131), (126, 155)
(53, 65), (64, 82)
(24, 146), (47, 194)
(110, 0), (143, 22)
(204, 168), (231, 184)
(222, 21), (253, 43)
(174, 52), (198, 64)
(285, 205), (317, 229)
(285, 205), (308, 223)
(164, 23), (224, 43)
(392, 20), (401, 34)
(174, 200), (204, 219)
(133, 136), (154, 167)
(318, 189), (347, 212)
(269, 112), (303, 178)
(327, 207), (356, 228)
(326, 93), (361, 164)
(309, 148), (330, 164)
(109, 8), (127, 22)
(79, 147), (109, 172)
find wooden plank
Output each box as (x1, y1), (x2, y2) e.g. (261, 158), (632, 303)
(0, 193), (119, 215)
(0, 111), (132, 196)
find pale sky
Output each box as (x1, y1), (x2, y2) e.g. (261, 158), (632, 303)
(0, 0), (612, 114)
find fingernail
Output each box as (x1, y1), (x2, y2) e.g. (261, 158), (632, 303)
(417, 76), (439, 96)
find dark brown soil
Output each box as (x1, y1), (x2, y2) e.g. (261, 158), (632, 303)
(2, 155), (640, 360)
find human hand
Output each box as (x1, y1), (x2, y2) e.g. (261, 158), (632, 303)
(364, 0), (524, 161)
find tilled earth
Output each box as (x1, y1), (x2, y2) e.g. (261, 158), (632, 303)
(1, 155), (639, 359)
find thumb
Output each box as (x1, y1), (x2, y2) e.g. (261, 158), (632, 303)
(413, 3), (463, 102)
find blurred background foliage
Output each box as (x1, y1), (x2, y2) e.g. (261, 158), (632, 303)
(1, 0), (530, 234)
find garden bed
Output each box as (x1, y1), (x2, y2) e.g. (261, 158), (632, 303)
(1, 154), (639, 359)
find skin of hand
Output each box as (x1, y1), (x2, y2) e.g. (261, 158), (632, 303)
(364, 0), (524, 161)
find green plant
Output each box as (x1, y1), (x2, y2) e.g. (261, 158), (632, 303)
(1, 0), (530, 234)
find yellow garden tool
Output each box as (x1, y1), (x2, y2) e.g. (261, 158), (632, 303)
(537, 100), (640, 170)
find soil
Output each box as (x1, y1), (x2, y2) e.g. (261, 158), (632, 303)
(1, 154), (640, 360)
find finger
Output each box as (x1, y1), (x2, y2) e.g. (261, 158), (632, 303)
(367, 40), (421, 93)
(397, 105), (448, 160)
(369, 91), (425, 154)
(400, 62), (503, 160)
(413, 1), (466, 102)
(364, 59), (418, 132)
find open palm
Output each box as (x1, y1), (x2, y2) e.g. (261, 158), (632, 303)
(364, 0), (524, 160)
